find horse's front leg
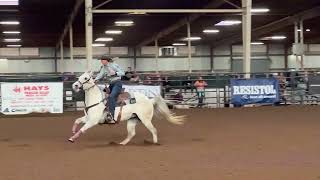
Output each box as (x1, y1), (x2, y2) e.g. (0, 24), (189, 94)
(68, 117), (99, 143)
(68, 130), (83, 143)
(72, 116), (86, 134)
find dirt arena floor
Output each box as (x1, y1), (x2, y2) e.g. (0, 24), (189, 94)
(1, 106), (320, 180)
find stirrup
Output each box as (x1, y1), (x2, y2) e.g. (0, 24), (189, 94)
(104, 113), (117, 125)
(107, 119), (116, 124)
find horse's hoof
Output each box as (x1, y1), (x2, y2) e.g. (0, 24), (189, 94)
(68, 139), (74, 143)
(144, 140), (152, 144)
(144, 140), (160, 145)
(109, 141), (120, 146)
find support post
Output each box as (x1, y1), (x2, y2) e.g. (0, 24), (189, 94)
(54, 48), (58, 73)
(187, 21), (192, 73)
(299, 20), (304, 70)
(55, 0), (84, 49)
(155, 39), (159, 73)
(210, 45), (214, 72)
(85, 0), (93, 71)
(242, 0), (252, 78)
(60, 41), (64, 73)
(294, 22), (299, 43)
(133, 47), (137, 71)
(294, 22), (299, 70)
(284, 44), (288, 70)
(69, 26), (74, 73)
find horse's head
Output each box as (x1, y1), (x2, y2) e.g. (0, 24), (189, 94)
(72, 71), (95, 92)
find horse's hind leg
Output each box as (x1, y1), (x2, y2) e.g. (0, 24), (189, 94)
(119, 118), (138, 145)
(141, 119), (158, 144)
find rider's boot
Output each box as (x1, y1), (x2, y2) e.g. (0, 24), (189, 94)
(100, 112), (116, 125)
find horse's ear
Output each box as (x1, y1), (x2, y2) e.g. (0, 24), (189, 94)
(87, 70), (94, 76)
(90, 71), (94, 77)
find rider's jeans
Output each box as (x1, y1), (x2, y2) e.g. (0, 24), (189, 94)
(108, 80), (123, 118)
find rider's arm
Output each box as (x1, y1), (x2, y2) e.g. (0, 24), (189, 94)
(94, 66), (105, 81)
(112, 63), (125, 76)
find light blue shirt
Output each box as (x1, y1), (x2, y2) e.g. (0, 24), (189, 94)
(95, 62), (125, 83)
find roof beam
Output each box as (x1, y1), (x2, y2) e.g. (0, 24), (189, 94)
(137, 0), (229, 47)
(93, 9), (242, 14)
(93, 0), (112, 10)
(55, 0), (84, 48)
(213, 6), (320, 47)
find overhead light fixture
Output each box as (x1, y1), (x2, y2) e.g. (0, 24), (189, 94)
(162, 46), (175, 48)
(260, 36), (287, 40)
(271, 36), (286, 40)
(6, 44), (21, 47)
(203, 29), (220, 34)
(4, 38), (21, 42)
(251, 42), (264, 45)
(251, 8), (270, 13)
(0, 0), (19, 5)
(172, 43), (186, 46)
(95, 37), (113, 42)
(3, 31), (20, 34)
(129, 12), (146, 15)
(215, 20), (241, 26)
(182, 37), (201, 41)
(92, 43), (106, 47)
(0, 21), (20, 25)
(115, 21), (134, 26)
(105, 30), (122, 34)
(0, 58), (8, 61)
(298, 29), (310, 32)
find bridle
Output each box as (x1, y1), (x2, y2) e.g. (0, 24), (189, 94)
(75, 75), (106, 113)
(76, 76), (95, 91)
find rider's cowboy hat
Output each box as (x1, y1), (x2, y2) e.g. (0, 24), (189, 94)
(100, 55), (114, 62)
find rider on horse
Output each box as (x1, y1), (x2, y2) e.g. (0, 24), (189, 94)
(94, 55), (125, 124)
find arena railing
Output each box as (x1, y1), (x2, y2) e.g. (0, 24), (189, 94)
(1, 70), (320, 112)
(135, 70), (320, 108)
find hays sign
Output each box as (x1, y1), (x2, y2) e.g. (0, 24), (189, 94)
(1, 82), (63, 115)
(12, 85), (50, 97)
(231, 78), (280, 105)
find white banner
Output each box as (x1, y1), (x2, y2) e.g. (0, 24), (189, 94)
(98, 84), (161, 98)
(123, 85), (161, 98)
(1, 82), (63, 115)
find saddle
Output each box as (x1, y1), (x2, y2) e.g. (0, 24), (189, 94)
(104, 87), (134, 106)
(102, 87), (136, 125)
(117, 89), (131, 105)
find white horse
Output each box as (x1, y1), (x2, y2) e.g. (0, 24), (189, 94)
(68, 71), (185, 145)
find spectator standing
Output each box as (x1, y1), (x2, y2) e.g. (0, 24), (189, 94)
(194, 76), (208, 107)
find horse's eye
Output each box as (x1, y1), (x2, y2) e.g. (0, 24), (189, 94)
(84, 77), (88, 80)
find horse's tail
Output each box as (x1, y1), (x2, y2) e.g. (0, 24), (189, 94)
(152, 96), (185, 125)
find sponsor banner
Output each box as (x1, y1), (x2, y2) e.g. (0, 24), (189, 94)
(98, 84), (161, 98)
(123, 85), (161, 98)
(1, 82), (63, 115)
(231, 78), (280, 105)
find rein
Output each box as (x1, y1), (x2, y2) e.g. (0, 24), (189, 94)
(78, 77), (105, 113)
(84, 99), (105, 113)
